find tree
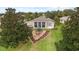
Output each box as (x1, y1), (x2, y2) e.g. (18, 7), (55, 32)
(63, 9), (75, 16)
(24, 12), (43, 21)
(54, 16), (60, 26)
(56, 7), (79, 51)
(45, 10), (63, 26)
(0, 8), (32, 48)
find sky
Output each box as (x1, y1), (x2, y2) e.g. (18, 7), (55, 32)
(0, 0), (78, 7)
(0, 0), (78, 13)
(0, 7), (74, 13)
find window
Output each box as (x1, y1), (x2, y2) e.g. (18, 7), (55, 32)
(38, 22), (41, 28)
(34, 22), (37, 27)
(42, 22), (45, 27)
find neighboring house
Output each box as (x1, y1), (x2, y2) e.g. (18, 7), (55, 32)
(60, 16), (70, 24)
(25, 15), (55, 29)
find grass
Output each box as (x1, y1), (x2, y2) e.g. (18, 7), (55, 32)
(31, 25), (63, 51)
(0, 25), (63, 51)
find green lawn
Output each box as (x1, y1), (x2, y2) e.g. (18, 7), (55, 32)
(0, 25), (63, 51)
(30, 25), (63, 51)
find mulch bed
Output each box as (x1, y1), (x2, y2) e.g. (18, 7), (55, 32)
(31, 30), (49, 43)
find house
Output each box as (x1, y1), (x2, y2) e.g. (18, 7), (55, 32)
(60, 16), (70, 24)
(25, 15), (55, 29)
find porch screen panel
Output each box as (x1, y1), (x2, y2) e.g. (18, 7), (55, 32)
(34, 22), (37, 27)
(38, 22), (41, 28)
(42, 22), (45, 27)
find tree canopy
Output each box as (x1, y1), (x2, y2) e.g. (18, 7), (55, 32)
(0, 8), (32, 48)
(56, 7), (79, 51)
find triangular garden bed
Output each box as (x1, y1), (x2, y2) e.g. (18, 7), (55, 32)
(32, 30), (49, 43)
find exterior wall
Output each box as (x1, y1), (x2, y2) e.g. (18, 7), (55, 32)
(27, 21), (54, 29)
(26, 20), (55, 29)
(60, 18), (70, 24)
(60, 19), (65, 24)
(47, 21), (54, 29)
(60, 16), (70, 24)
(27, 21), (33, 27)
(33, 21), (45, 29)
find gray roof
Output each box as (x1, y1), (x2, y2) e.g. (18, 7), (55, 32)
(60, 16), (70, 21)
(30, 15), (54, 22)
